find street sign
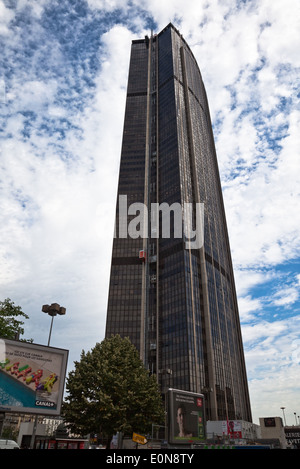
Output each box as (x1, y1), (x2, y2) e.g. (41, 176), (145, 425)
(132, 433), (147, 445)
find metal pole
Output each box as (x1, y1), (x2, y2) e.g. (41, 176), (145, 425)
(34, 303), (66, 450)
(48, 315), (55, 346)
(281, 407), (286, 426)
(0, 412), (5, 437)
(30, 415), (38, 449)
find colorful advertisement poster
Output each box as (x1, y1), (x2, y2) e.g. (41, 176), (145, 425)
(0, 338), (68, 415)
(168, 388), (205, 445)
(221, 420), (242, 439)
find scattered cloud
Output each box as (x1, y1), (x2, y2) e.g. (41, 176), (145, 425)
(272, 274), (300, 307)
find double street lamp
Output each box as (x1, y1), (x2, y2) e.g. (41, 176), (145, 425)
(42, 303), (66, 346)
(30, 303), (66, 449)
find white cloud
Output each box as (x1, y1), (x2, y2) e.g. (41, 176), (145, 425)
(273, 288), (299, 307)
(249, 363), (300, 424)
(238, 295), (262, 322)
(223, 109), (300, 269)
(258, 0), (300, 67)
(0, 15), (135, 368)
(0, 0), (15, 36)
(242, 313), (300, 422)
(242, 320), (289, 345)
(272, 274), (300, 307)
(85, 0), (124, 11)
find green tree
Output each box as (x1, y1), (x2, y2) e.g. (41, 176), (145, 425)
(62, 335), (164, 445)
(0, 298), (30, 340)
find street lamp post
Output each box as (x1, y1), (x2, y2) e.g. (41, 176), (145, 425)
(30, 303), (66, 449)
(280, 407), (287, 426)
(42, 303), (66, 346)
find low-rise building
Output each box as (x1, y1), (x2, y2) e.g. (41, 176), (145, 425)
(284, 426), (300, 449)
(259, 417), (287, 449)
(206, 420), (261, 445)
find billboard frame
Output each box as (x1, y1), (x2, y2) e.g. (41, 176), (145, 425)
(0, 337), (68, 416)
(168, 388), (206, 445)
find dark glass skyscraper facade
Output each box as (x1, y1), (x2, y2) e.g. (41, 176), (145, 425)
(105, 24), (252, 422)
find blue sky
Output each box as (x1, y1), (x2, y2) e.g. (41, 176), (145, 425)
(0, 0), (299, 425)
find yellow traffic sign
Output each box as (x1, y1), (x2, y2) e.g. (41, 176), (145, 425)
(132, 432), (147, 445)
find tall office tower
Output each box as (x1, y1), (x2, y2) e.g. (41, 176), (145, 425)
(105, 24), (252, 422)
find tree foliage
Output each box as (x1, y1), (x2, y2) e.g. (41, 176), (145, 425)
(0, 298), (30, 340)
(62, 335), (164, 441)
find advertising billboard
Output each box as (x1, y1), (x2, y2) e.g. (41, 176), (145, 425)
(168, 388), (205, 445)
(0, 338), (68, 416)
(285, 427), (300, 449)
(221, 420), (242, 438)
(264, 417), (276, 427)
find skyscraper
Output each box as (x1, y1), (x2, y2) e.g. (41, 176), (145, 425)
(105, 23), (252, 422)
